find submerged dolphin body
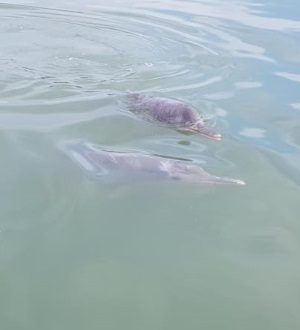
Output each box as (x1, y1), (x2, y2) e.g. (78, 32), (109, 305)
(126, 93), (222, 141)
(63, 141), (245, 186)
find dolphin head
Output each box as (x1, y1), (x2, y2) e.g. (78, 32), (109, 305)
(180, 121), (222, 141)
(176, 114), (222, 141)
(168, 161), (245, 185)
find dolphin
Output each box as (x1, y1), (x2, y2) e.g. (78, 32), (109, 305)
(63, 141), (245, 186)
(126, 93), (222, 141)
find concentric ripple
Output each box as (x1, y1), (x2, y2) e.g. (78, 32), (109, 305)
(0, 2), (237, 118)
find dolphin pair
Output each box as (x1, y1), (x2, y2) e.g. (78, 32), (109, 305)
(64, 141), (245, 186)
(63, 93), (244, 186)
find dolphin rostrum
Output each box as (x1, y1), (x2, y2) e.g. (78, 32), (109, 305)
(63, 141), (245, 186)
(126, 93), (222, 141)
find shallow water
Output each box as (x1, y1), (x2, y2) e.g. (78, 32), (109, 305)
(1, 0), (300, 329)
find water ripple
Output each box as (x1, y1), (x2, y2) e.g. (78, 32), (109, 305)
(0, 2), (235, 107)
(1, 0), (300, 185)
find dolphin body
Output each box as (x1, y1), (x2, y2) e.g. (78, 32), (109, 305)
(63, 141), (245, 186)
(126, 93), (222, 141)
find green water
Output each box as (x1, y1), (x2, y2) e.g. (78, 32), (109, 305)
(1, 0), (300, 329)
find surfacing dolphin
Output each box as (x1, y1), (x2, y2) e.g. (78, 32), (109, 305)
(63, 141), (245, 186)
(126, 92), (222, 141)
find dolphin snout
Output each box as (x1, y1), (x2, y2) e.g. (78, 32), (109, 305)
(181, 124), (222, 141)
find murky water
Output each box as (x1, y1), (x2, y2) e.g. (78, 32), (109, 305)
(1, 0), (300, 329)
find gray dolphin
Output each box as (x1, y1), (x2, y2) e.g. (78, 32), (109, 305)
(63, 141), (245, 186)
(126, 93), (222, 141)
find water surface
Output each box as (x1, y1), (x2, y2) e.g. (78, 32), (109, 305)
(1, 0), (300, 329)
